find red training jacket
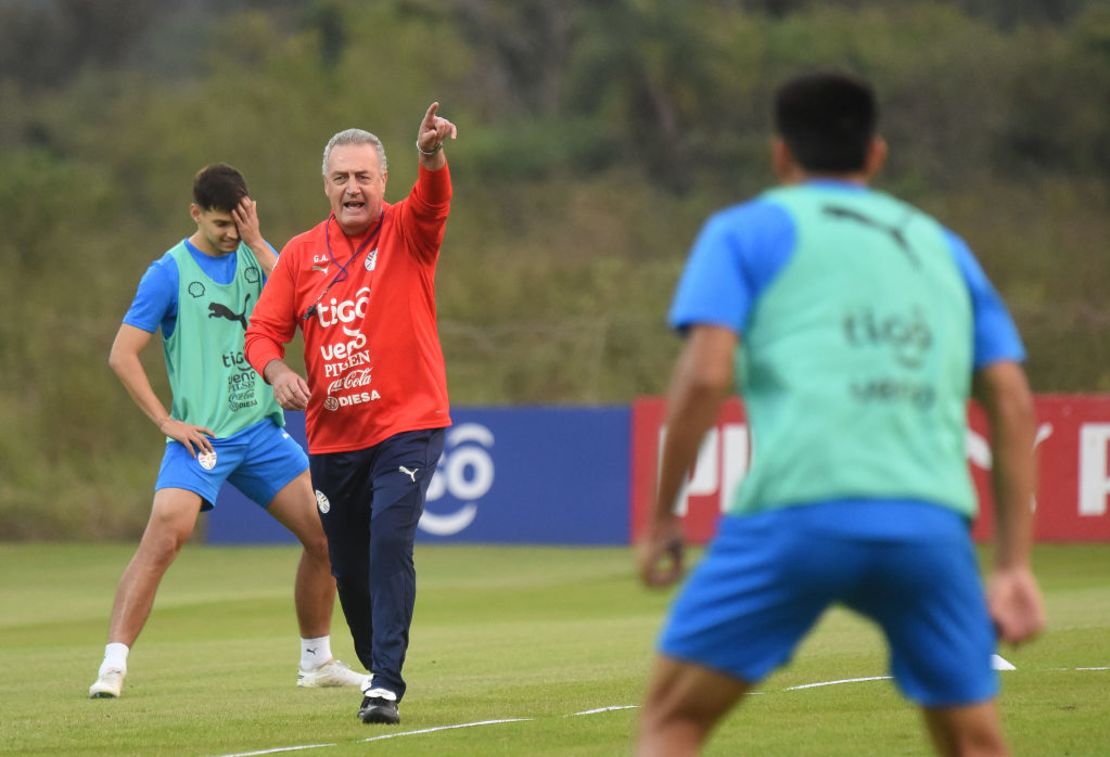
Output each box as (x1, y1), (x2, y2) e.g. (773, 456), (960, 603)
(245, 165), (452, 454)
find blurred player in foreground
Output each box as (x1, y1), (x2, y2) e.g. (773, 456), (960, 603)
(637, 71), (1045, 756)
(90, 164), (363, 699)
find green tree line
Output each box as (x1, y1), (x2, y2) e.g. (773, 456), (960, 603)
(1, 0), (1107, 538)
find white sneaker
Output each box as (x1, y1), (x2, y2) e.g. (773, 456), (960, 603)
(297, 658), (367, 688)
(89, 668), (125, 698)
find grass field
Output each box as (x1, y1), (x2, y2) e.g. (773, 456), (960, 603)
(0, 543), (1107, 755)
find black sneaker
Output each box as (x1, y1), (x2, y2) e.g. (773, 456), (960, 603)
(358, 692), (400, 725)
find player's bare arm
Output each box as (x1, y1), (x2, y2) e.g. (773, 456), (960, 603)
(416, 102), (458, 171)
(108, 324), (214, 457)
(973, 360), (1046, 645)
(263, 358), (311, 411)
(639, 325), (737, 588)
(231, 196), (278, 277)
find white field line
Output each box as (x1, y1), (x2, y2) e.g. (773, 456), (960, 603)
(573, 705), (639, 716)
(217, 743), (336, 757)
(355, 714), (528, 741)
(783, 675), (892, 691)
(215, 667), (1102, 757)
(214, 719), (531, 757)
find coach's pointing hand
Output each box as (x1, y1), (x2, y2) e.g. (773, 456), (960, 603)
(416, 102), (457, 170)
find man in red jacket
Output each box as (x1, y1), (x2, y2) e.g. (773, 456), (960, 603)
(245, 102), (457, 725)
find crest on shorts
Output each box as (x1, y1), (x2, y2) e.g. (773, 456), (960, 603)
(315, 489), (331, 514)
(197, 450), (218, 470)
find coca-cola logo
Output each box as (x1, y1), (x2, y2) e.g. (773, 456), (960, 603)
(327, 369), (372, 395)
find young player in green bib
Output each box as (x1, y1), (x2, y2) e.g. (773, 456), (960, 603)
(89, 165), (365, 699)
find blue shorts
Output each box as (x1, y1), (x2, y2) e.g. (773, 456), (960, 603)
(659, 500), (998, 708)
(155, 419), (308, 510)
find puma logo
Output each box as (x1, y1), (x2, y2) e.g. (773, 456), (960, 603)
(823, 205), (919, 268)
(208, 293), (252, 330)
(311, 264), (330, 274)
(399, 466), (418, 483)
(306, 648), (318, 655)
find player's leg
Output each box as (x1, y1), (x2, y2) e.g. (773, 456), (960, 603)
(265, 469), (364, 688)
(89, 487), (203, 697)
(638, 512), (840, 752)
(229, 423), (365, 688)
(921, 701), (1007, 756)
(309, 449), (376, 681)
(106, 487), (204, 644)
(637, 656), (750, 756)
(265, 470), (333, 639)
(848, 522), (1004, 756)
(356, 428), (445, 725)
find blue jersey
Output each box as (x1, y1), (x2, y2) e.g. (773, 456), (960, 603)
(667, 180), (1026, 528)
(669, 181), (1025, 369)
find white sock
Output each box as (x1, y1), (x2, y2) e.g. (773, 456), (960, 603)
(100, 642), (129, 675)
(300, 635), (332, 670)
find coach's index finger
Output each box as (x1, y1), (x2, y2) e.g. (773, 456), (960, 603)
(421, 101), (440, 130)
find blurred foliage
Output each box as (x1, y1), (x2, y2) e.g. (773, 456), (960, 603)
(0, 0), (1107, 537)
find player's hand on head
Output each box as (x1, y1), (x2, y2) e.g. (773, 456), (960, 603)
(232, 197), (262, 247)
(158, 418), (215, 457)
(988, 566), (1046, 645)
(417, 102), (458, 153)
(638, 517), (686, 588)
(271, 371), (311, 411)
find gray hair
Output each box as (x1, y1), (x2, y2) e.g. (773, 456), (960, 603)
(321, 128), (388, 175)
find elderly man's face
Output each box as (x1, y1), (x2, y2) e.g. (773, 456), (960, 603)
(324, 143), (388, 236)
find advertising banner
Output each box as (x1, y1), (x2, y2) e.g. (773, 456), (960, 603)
(630, 395), (1110, 544)
(207, 407), (630, 545)
(208, 396), (1109, 545)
